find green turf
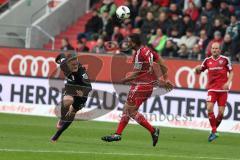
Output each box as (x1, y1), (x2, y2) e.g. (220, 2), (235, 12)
(0, 113), (239, 160)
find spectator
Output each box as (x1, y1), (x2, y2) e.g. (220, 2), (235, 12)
(157, 11), (170, 34)
(177, 43), (190, 59)
(183, 0), (201, 11)
(92, 38), (106, 54)
(138, 0), (152, 18)
(120, 19), (132, 37)
(201, 1), (217, 21)
(99, 0), (117, 17)
(129, 0), (140, 25)
(184, 1), (200, 22)
(111, 26), (124, 44)
(221, 33), (240, 60)
(162, 39), (179, 57)
(190, 44), (203, 60)
(76, 40), (89, 52)
(205, 31), (223, 57)
(60, 38), (74, 51)
(117, 40), (133, 55)
(218, 0), (231, 24)
(168, 12), (184, 36)
(195, 15), (211, 35)
(80, 9), (103, 40)
(169, 26), (181, 39)
(169, 3), (183, 16)
(148, 28), (168, 54)
(182, 14), (195, 34)
(197, 29), (210, 53)
(140, 11), (157, 44)
(100, 11), (114, 40)
(225, 14), (240, 41)
(178, 28), (198, 51)
(208, 18), (226, 39)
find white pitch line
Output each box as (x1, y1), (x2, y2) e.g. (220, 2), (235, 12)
(0, 148), (238, 160)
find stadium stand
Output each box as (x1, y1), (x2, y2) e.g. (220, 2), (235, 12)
(42, 0), (240, 62)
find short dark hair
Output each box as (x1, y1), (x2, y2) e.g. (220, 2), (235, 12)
(129, 33), (141, 46)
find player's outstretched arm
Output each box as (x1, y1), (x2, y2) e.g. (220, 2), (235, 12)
(156, 58), (174, 91)
(223, 70), (234, 90)
(157, 57), (168, 80)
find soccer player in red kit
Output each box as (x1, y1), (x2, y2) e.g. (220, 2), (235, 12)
(195, 42), (234, 142)
(101, 34), (173, 146)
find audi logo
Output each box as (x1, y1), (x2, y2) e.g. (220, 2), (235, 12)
(175, 66), (208, 89)
(8, 55), (61, 78)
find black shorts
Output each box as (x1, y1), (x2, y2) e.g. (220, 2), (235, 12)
(72, 96), (87, 111)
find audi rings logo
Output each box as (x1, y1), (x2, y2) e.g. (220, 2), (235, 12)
(8, 55), (61, 77)
(175, 66), (208, 89)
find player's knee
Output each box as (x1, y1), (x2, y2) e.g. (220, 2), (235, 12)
(207, 103), (214, 113)
(124, 102), (137, 117)
(218, 108), (225, 115)
(207, 108), (213, 113)
(63, 96), (74, 107)
(127, 108), (137, 117)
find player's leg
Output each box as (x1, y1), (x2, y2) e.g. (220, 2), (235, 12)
(102, 85), (137, 140)
(51, 96), (77, 142)
(126, 102), (155, 134)
(207, 102), (216, 133)
(101, 102), (130, 142)
(102, 84), (159, 146)
(216, 92), (228, 128)
(115, 104), (130, 135)
(56, 95), (73, 129)
(216, 106), (225, 127)
(207, 92), (218, 142)
(126, 101), (159, 146)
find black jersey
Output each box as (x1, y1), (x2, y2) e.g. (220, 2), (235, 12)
(64, 64), (92, 96)
(55, 53), (92, 96)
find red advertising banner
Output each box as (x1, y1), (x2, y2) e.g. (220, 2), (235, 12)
(0, 47), (239, 92)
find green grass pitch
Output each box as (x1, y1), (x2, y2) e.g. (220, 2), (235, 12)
(0, 113), (239, 160)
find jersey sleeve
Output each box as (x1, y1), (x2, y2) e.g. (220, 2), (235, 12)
(226, 57), (233, 71)
(200, 58), (208, 71)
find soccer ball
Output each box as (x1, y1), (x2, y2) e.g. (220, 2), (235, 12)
(116, 5), (130, 19)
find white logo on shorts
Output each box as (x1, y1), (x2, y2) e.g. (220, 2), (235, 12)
(207, 95), (212, 101)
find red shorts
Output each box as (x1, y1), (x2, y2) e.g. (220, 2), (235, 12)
(127, 84), (153, 108)
(207, 91), (228, 106)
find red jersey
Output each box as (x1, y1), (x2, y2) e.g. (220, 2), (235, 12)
(201, 55), (232, 92)
(132, 46), (160, 84)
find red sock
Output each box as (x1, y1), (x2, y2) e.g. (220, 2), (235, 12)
(216, 113), (223, 128)
(208, 112), (217, 133)
(116, 114), (130, 135)
(133, 112), (155, 134)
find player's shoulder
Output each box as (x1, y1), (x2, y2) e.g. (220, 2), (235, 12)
(219, 55), (231, 62)
(202, 56), (212, 63)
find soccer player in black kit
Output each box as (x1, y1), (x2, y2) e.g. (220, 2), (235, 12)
(51, 52), (92, 142)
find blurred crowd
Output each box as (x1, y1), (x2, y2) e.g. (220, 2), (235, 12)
(60, 0), (240, 62)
